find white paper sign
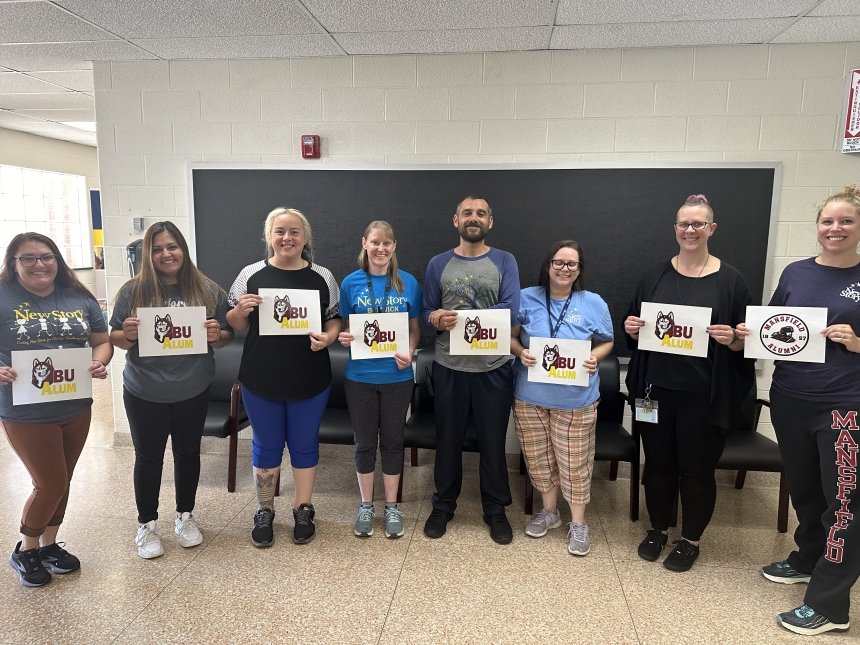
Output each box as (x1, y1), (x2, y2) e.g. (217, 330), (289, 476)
(636, 302), (712, 358)
(137, 306), (208, 357)
(526, 337), (591, 387)
(11, 347), (93, 405)
(449, 309), (511, 356)
(744, 306), (827, 363)
(348, 312), (410, 360)
(258, 288), (322, 336)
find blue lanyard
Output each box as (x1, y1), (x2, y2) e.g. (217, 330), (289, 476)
(365, 273), (392, 314)
(545, 289), (574, 338)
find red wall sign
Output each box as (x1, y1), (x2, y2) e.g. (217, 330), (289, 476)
(843, 68), (860, 154)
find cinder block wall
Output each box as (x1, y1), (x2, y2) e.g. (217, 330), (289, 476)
(93, 43), (860, 443)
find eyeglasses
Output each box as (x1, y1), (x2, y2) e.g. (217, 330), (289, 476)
(16, 254), (57, 266)
(674, 221), (711, 231)
(551, 259), (581, 271)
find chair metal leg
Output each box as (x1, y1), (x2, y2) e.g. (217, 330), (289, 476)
(630, 459), (640, 522)
(524, 475), (534, 515)
(397, 472), (404, 504)
(410, 447), (418, 467)
(734, 470), (747, 489)
(778, 472), (789, 534)
(609, 460), (619, 481)
(228, 431), (238, 493)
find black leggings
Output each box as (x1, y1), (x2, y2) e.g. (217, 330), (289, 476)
(124, 387), (209, 524)
(344, 378), (414, 475)
(638, 386), (725, 541)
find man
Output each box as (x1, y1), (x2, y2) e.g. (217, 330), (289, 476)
(422, 196), (520, 544)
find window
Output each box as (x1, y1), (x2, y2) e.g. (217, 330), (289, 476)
(0, 164), (93, 269)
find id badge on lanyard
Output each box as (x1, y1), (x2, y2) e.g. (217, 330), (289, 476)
(634, 383), (659, 423)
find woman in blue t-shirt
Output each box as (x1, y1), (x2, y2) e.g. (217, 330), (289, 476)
(337, 221), (421, 539)
(743, 186), (860, 636)
(510, 240), (614, 556)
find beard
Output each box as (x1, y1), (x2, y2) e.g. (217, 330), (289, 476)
(459, 223), (488, 243)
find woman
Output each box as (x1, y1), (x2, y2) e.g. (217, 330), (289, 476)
(624, 194), (754, 572)
(751, 186), (860, 636)
(337, 221), (421, 539)
(0, 233), (112, 587)
(511, 240), (614, 556)
(227, 207), (341, 547)
(110, 221), (232, 560)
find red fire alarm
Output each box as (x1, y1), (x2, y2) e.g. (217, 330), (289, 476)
(301, 134), (320, 159)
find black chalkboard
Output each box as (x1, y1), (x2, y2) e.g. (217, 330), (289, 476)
(191, 166), (776, 355)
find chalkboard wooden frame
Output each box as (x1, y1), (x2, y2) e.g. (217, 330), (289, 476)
(189, 163), (781, 354)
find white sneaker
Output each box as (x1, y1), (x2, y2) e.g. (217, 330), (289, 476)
(174, 512), (203, 548)
(135, 520), (164, 559)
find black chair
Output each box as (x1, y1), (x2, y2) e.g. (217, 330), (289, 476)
(203, 340), (249, 492)
(717, 398), (788, 533)
(318, 342), (356, 446)
(523, 356), (640, 521)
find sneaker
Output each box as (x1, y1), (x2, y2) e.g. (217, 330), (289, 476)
(292, 503), (316, 544)
(384, 504), (405, 539)
(354, 503), (374, 538)
(567, 522), (591, 556)
(174, 512), (203, 548)
(761, 560), (812, 584)
(637, 529), (668, 562)
(9, 542), (51, 587)
(663, 538), (700, 572)
(777, 604), (849, 635)
(251, 508), (275, 548)
(525, 508), (562, 538)
(483, 513), (513, 545)
(38, 542), (80, 574)
(135, 521), (164, 559)
(423, 509), (453, 539)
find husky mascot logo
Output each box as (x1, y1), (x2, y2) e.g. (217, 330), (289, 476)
(364, 319), (380, 347)
(655, 311), (674, 339)
(31, 356), (54, 389)
(154, 313), (173, 343)
(274, 294), (291, 323)
(464, 316), (482, 343)
(542, 344), (561, 371)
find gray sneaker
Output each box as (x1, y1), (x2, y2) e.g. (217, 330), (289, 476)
(568, 521), (590, 556)
(384, 504), (405, 539)
(525, 508), (562, 538)
(354, 503), (374, 537)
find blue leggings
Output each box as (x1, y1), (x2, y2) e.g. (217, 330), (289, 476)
(242, 386), (330, 469)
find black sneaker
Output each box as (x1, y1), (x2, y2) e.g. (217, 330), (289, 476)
(777, 604), (849, 635)
(9, 542), (51, 587)
(483, 513), (513, 545)
(761, 560), (812, 584)
(637, 529), (668, 562)
(38, 542), (80, 574)
(251, 508), (275, 548)
(292, 503), (316, 544)
(663, 538), (700, 572)
(423, 509), (453, 539)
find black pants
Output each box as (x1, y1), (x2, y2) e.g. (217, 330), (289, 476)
(638, 386), (725, 541)
(344, 378), (414, 475)
(771, 388), (860, 624)
(430, 361), (513, 516)
(124, 387), (209, 524)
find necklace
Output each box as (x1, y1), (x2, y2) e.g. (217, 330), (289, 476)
(674, 254), (709, 304)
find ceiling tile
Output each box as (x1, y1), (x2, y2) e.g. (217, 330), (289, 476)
(0, 1), (114, 43)
(0, 91), (94, 109)
(555, 0), (818, 24)
(130, 35), (343, 58)
(550, 19), (794, 49)
(305, 0), (552, 32)
(772, 16), (860, 41)
(0, 41), (155, 71)
(26, 70), (94, 92)
(13, 108), (96, 121)
(55, 0), (323, 38)
(0, 71), (71, 92)
(808, 0), (860, 15)
(336, 27), (548, 55)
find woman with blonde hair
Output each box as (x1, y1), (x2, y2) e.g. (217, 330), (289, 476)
(227, 207), (341, 547)
(111, 221), (232, 559)
(337, 221), (421, 539)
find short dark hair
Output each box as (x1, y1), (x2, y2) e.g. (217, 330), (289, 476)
(455, 195), (492, 217)
(537, 240), (585, 292)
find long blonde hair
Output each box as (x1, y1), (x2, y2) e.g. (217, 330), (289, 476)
(125, 221), (221, 316)
(358, 220), (404, 293)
